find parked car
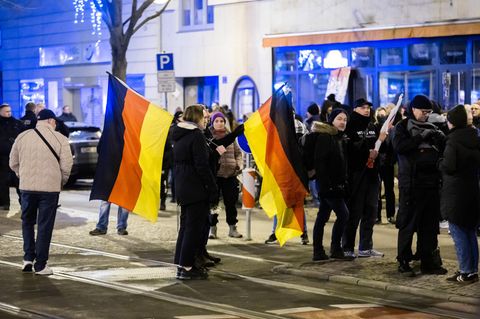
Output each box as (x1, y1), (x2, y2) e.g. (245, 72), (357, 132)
(64, 121), (101, 184)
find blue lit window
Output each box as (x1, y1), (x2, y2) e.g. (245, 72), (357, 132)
(180, 0), (214, 31)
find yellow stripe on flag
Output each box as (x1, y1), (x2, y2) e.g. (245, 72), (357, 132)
(133, 103), (173, 222)
(244, 111), (303, 245)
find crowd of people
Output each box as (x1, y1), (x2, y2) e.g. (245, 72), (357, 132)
(297, 94), (480, 284)
(1, 95), (480, 285)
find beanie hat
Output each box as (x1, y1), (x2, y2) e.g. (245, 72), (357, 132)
(328, 108), (349, 124)
(210, 111), (226, 124)
(447, 104), (467, 128)
(307, 103), (319, 116)
(410, 95), (433, 110)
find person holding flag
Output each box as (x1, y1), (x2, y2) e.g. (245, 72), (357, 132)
(342, 98), (387, 258)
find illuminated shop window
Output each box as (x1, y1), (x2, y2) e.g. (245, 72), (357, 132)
(20, 79), (45, 106)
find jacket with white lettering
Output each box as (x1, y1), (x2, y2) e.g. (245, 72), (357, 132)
(345, 111), (379, 175)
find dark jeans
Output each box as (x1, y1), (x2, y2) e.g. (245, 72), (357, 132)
(396, 187), (440, 266)
(21, 192), (59, 271)
(343, 171), (380, 252)
(377, 164), (395, 220)
(174, 201), (209, 267)
(217, 176), (239, 226)
(313, 197), (349, 256)
(448, 223), (479, 274)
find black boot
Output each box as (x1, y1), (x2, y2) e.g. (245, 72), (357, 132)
(421, 248), (448, 275)
(398, 260), (415, 277)
(313, 247), (329, 261)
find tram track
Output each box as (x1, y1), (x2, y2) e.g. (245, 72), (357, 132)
(0, 233), (475, 319)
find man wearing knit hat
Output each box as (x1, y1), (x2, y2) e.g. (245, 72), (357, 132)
(392, 94), (447, 276)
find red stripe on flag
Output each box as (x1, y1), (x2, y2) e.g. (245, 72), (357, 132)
(258, 99), (308, 208)
(109, 90), (149, 210)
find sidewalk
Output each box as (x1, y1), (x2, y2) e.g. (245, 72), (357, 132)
(274, 254), (480, 306)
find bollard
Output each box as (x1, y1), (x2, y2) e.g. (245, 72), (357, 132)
(242, 168), (256, 241)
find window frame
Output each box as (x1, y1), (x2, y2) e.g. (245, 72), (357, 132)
(178, 0), (214, 32)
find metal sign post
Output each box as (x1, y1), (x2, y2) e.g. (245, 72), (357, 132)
(156, 53), (176, 102)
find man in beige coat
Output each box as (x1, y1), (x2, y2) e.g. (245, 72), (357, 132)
(9, 109), (73, 275)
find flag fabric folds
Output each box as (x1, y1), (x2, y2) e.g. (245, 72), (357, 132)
(90, 74), (173, 222)
(244, 87), (308, 246)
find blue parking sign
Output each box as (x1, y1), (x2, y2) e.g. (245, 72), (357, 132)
(156, 53), (174, 71)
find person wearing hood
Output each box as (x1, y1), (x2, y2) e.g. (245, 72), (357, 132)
(342, 98), (386, 259)
(392, 94), (447, 276)
(0, 103), (24, 211)
(172, 104), (218, 280)
(440, 105), (480, 283)
(312, 108), (353, 261)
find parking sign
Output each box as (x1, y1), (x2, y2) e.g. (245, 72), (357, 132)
(156, 53), (175, 93)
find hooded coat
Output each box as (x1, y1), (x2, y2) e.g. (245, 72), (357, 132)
(439, 127), (480, 228)
(172, 122), (218, 206)
(312, 121), (348, 198)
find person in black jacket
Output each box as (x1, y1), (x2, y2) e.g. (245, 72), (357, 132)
(312, 108), (353, 261)
(172, 104), (218, 280)
(440, 105), (480, 283)
(342, 98), (386, 258)
(20, 102), (37, 130)
(0, 103), (24, 210)
(393, 95), (447, 276)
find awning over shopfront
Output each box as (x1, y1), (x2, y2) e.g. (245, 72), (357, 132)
(263, 21), (480, 48)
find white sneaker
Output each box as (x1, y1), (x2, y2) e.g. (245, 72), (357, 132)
(358, 249), (384, 258)
(228, 225), (243, 238)
(35, 265), (53, 276)
(439, 220), (449, 229)
(344, 250), (356, 258)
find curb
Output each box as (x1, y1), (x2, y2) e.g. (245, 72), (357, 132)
(273, 265), (480, 306)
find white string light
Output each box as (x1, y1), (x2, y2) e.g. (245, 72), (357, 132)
(73, 0), (85, 24)
(72, 0), (102, 39)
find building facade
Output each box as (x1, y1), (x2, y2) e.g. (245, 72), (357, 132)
(0, 0), (163, 123)
(1, 0), (479, 121)
(161, 0), (480, 117)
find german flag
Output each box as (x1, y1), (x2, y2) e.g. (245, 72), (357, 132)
(90, 74), (173, 222)
(244, 87), (308, 245)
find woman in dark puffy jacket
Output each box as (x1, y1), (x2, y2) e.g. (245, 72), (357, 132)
(172, 104), (218, 280)
(440, 104), (480, 283)
(312, 108), (353, 261)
